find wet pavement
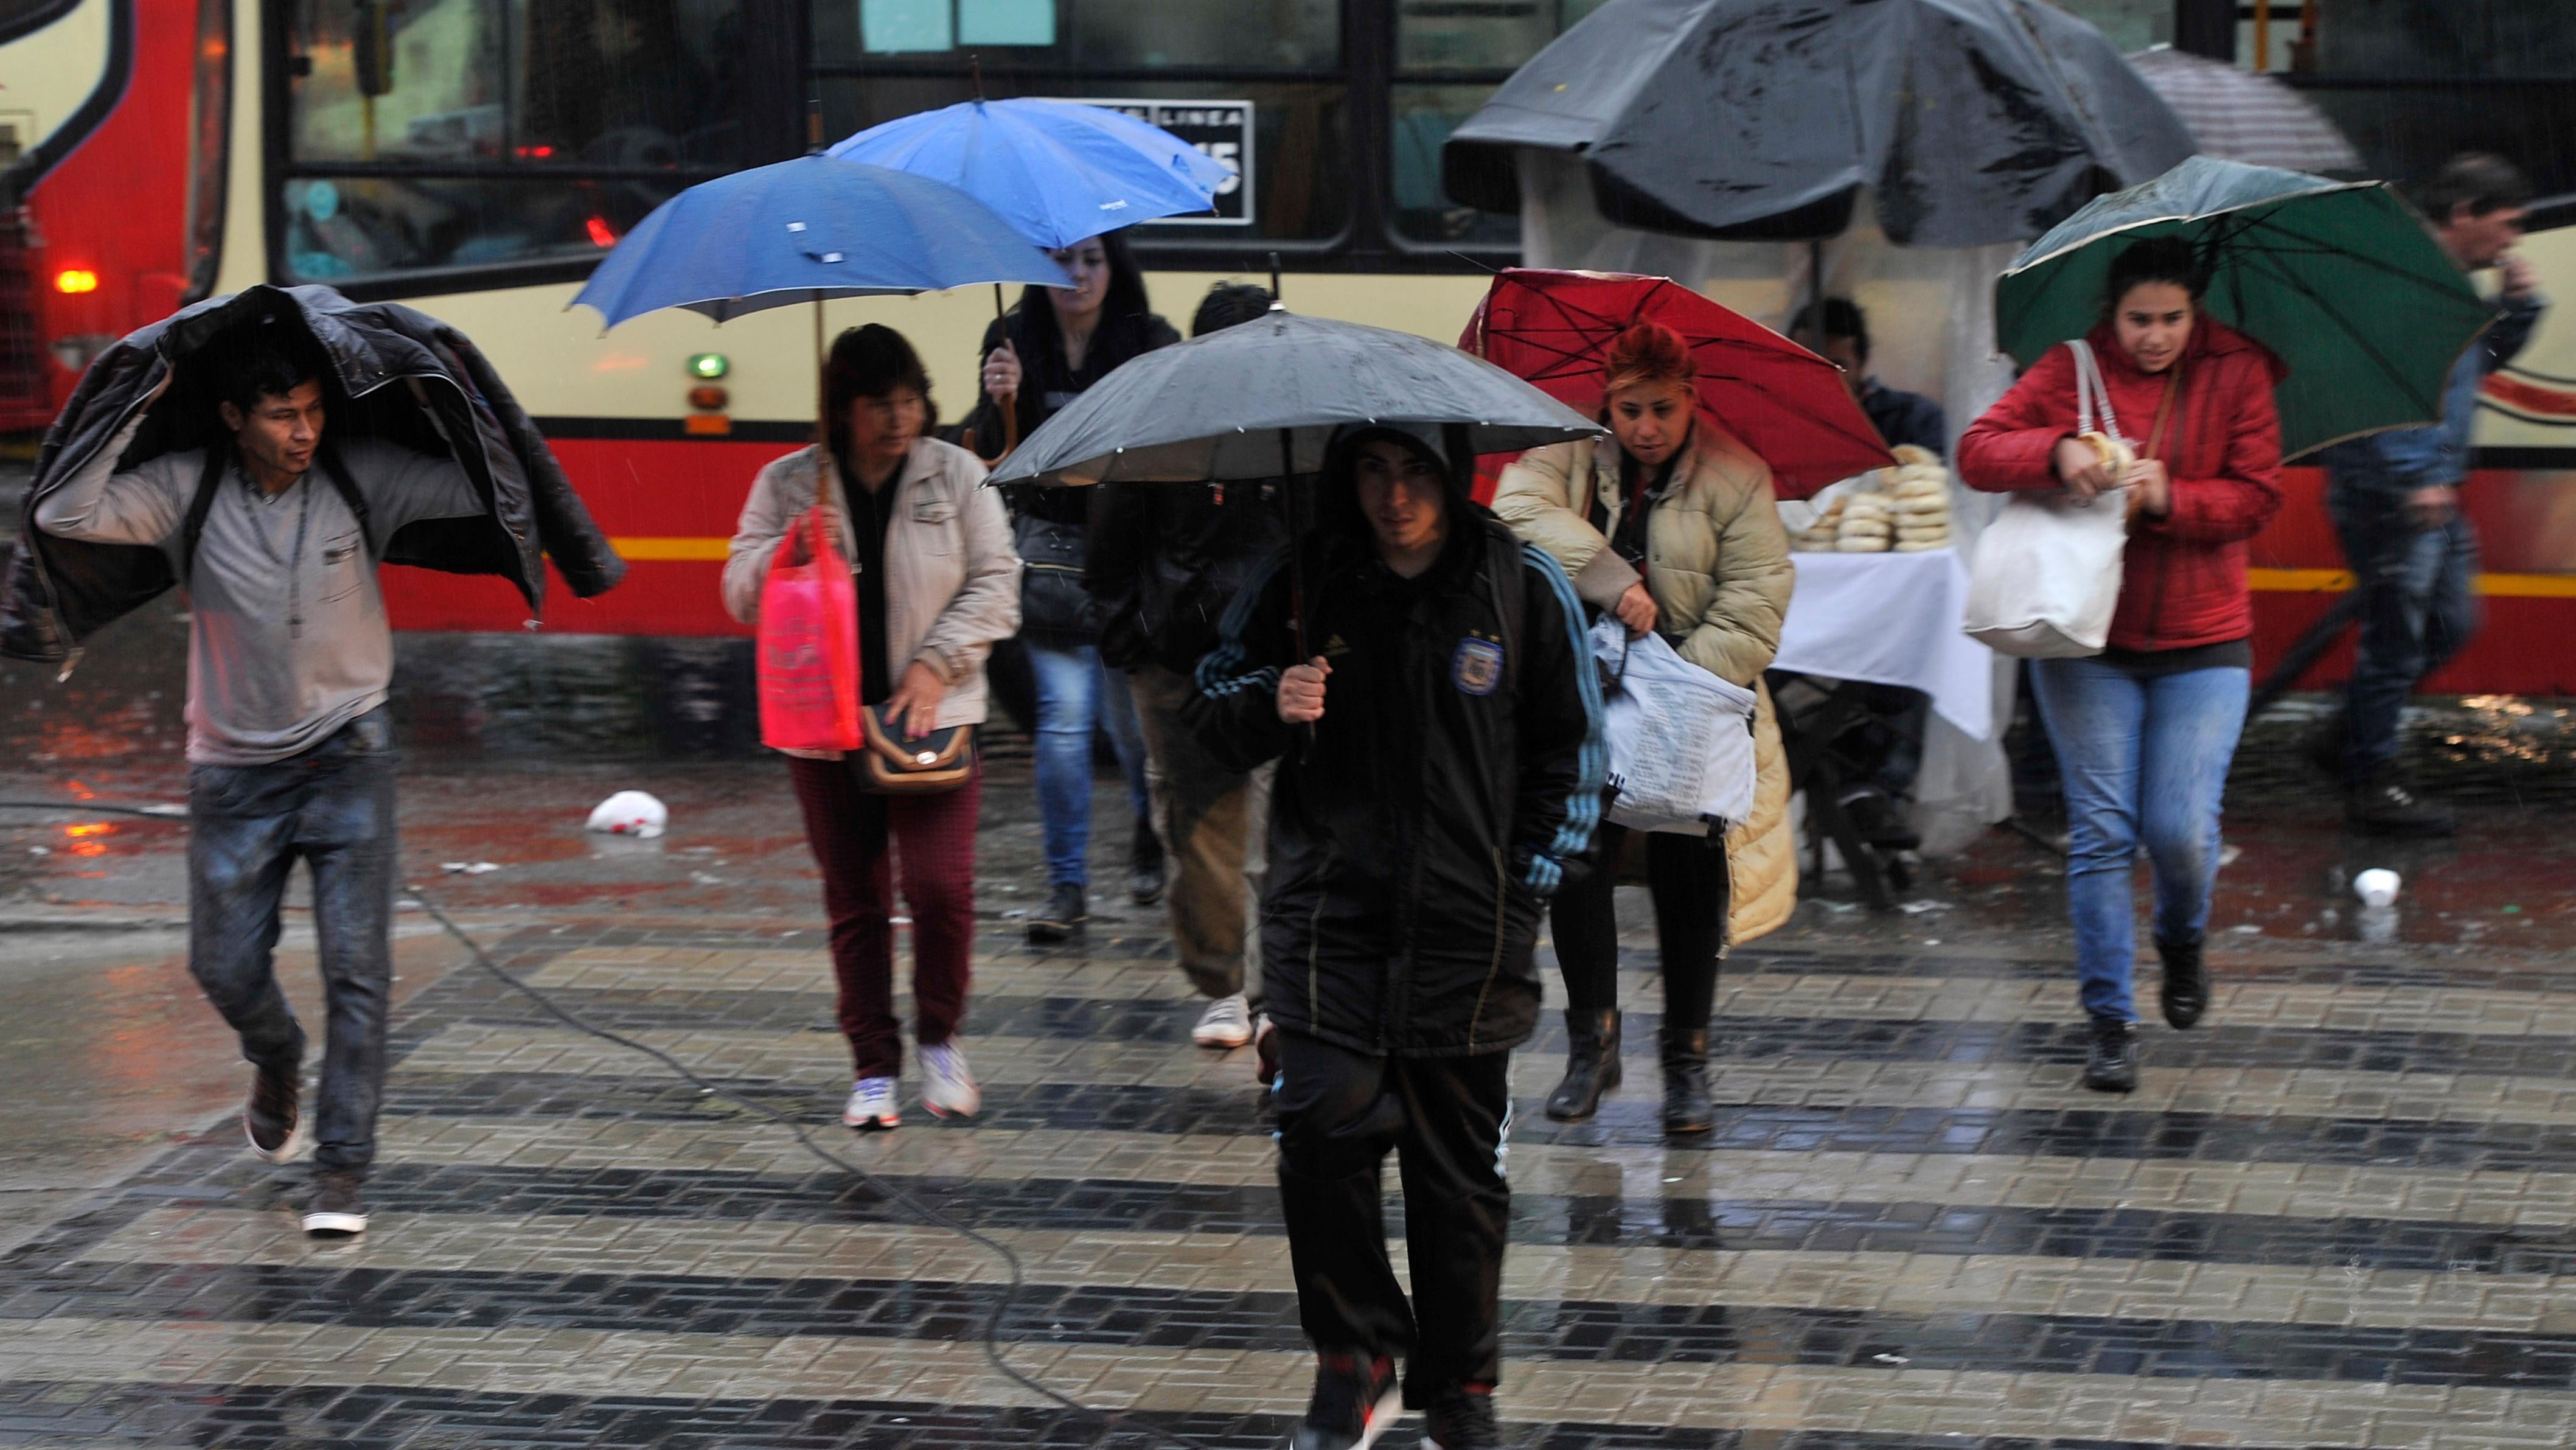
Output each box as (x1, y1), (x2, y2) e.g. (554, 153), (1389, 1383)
(4, 515), (2576, 1445)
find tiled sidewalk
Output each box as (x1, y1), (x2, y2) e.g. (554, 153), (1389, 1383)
(8, 925), (2576, 1448)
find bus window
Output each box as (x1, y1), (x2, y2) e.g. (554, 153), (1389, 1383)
(813, 0), (1346, 243)
(814, 0), (1337, 68)
(280, 0), (748, 283)
(1386, 0), (1606, 249)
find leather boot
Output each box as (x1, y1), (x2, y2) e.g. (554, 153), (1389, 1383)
(1660, 1028), (1714, 1135)
(1544, 1009), (1622, 1122)
(2157, 936), (2209, 1030)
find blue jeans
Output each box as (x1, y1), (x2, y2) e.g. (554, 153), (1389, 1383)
(2327, 487), (2480, 783)
(1028, 641), (1152, 887)
(2028, 658), (2247, 1023)
(187, 706), (399, 1174)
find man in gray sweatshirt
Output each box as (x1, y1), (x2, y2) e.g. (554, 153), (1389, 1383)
(35, 335), (481, 1237)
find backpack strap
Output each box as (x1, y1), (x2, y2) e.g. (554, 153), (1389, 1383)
(176, 446), (228, 588)
(312, 439), (378, 561)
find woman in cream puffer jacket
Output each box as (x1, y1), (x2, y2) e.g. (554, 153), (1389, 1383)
(1492, 321), (1795, 1134)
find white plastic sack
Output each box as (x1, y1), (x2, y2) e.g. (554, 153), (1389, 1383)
(586, 790), (668, 839)
(1590, 621), (1758, 835)
(1963, 339), (2131, 657)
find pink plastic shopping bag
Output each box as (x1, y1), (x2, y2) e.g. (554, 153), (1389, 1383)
(757, 507), (863, 751)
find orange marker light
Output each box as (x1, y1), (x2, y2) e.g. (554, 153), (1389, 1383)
(54, 268), (99, 294)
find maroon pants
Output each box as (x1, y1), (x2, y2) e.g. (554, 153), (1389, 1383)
(787, 756), (981, 1079)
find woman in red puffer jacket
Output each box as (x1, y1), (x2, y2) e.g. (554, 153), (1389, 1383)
(1959, 236), (2285, 1097)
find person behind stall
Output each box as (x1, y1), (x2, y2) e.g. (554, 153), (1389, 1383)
(1492, 321), (1795, 1132)
(964, 230), (1176, 943)
(32, 327), (490, 1239)
(1193, 423), (1601, 1450)
(1088, 282), (1290, 1051)
(1790, 296), (1948, 455)
(1787, 295), (1946, 849)
(2316, 152), (2547, 836)
(1957, 237), (2285, 1094)
(724, 324), (1021, 1131)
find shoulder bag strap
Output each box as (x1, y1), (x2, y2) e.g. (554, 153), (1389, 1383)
(2066, 339), (2124, 443)
(2140, 355), (2186, 463)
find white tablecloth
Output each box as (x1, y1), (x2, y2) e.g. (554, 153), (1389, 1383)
(1771, 547), (1994, 741)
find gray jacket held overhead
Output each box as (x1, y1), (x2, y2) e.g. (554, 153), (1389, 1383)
(1, 284), (624, 666)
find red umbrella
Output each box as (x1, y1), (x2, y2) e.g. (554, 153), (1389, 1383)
(1460, 268), (1892, 499)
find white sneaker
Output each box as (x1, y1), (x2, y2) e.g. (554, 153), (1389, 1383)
(1192, 993), (1254, 1049)
(842, 1076), (900, 1131)
(919, 1041), (981, 1118)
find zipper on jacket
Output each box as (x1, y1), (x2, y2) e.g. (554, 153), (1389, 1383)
(1306, 845), (1332, 1035)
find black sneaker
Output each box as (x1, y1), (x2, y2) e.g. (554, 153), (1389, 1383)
(1026, 882), (1087, 944)
(302, 1169), (369, 1238)
(2347, 766), (2456, 837)
(1423, 1382), (1502, 1450)
(2157, 936), (2209, 1030)
(245, 1058), (304, 1163)
(1129, 821), (1166, 906)
(1287, 1351), (1401, 1450)
(2083, 1016), (2138, 1094)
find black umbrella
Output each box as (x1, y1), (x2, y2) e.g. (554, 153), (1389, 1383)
(1441, 0), (2193, 248)
(987, 307), (1602, 655)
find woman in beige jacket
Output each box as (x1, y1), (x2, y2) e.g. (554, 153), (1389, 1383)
(723, 325), (1020, 1132)
(1492, 321), (1796, 1134)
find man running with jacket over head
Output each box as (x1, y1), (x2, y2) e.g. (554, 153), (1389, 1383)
(1192, 420), (1603, 1450)
(33, 324), (486, 1239)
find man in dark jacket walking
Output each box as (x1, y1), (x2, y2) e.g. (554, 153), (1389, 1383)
(1090, 282), (1291, 1051)
(2317, 152), (2547, 835)
(32, 329), (486, 1239)
(1194, 422), (1603, 1450)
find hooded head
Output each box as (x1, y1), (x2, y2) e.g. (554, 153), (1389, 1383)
(1316, 421), (1472, 570)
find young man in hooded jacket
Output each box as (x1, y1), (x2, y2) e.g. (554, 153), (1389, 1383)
(1192, 422), (1604, 1450)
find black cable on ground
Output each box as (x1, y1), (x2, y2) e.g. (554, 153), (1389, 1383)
(0, 798), (1221, 1449)
(402, 887), (1221, 1450)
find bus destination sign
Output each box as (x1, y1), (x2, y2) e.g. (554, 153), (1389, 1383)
(1071, 99), (1254, 226)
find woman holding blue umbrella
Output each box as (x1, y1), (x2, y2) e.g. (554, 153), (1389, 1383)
(964, 230), (1181, 946)
(832, 97), (1230, 948)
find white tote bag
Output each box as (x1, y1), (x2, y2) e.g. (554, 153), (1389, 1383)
(1589, 619), (1758, 835)
(1962, 339), (2132, 658)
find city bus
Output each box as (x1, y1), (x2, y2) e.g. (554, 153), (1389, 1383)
(3, 0), (2572, 694)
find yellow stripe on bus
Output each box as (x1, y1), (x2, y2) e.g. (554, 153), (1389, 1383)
(608, 537), (733, 562)
(2248, 567), (2576, 598)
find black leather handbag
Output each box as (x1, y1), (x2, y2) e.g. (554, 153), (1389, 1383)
(1012, 512), (1099, 642)
(857, 706), (975, 794)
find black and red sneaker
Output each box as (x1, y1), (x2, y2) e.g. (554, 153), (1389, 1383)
(245, 1059), (304, 1163)
(1424, 1381), (1501, 1450)
(1287, 1351), (1400, 1450)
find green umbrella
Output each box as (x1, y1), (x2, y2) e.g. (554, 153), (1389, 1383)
(1994, 155), (2494, 458)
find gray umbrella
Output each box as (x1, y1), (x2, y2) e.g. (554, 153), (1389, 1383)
(986, 308), (1602, 487)
(1441, 0), (2193, 247)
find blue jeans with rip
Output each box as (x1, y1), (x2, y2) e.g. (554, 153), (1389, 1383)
(2327, 486), (2480, 784)
(1028, 641), (1152, 887)
(187, 706), (399, 1174)
(2028, 658), (2247, 1024)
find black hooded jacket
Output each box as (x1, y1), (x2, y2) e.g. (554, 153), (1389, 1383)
(2, 285), (624, 665)
(1189, 434), (1604, 1058)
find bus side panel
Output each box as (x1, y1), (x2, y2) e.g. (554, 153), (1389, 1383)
(2249, 464), (2576, 699)
(18, 0), (202, 425)
(380, 434), (795, 637)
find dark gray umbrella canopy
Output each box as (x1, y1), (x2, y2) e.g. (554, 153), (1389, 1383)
(1442, 0), (2194, 247)
(987, 308), (1603, 486)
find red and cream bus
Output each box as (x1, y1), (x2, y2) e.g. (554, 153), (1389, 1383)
(4, 0), (2572, 694)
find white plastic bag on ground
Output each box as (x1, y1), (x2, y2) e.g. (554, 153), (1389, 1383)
(587, 790), (668, 839)
(1590, 620), (1758, 835)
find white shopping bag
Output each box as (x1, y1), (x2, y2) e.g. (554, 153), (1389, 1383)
(1962, 338), (2131, 658)
(1589, 619), (1758, 835)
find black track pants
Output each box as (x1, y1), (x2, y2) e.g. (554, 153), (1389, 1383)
(1273, 1030), (1512, 1399)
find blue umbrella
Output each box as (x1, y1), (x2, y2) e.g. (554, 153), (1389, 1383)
(827, 99), (1233, 249)
(570, 154), (1067, 329)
